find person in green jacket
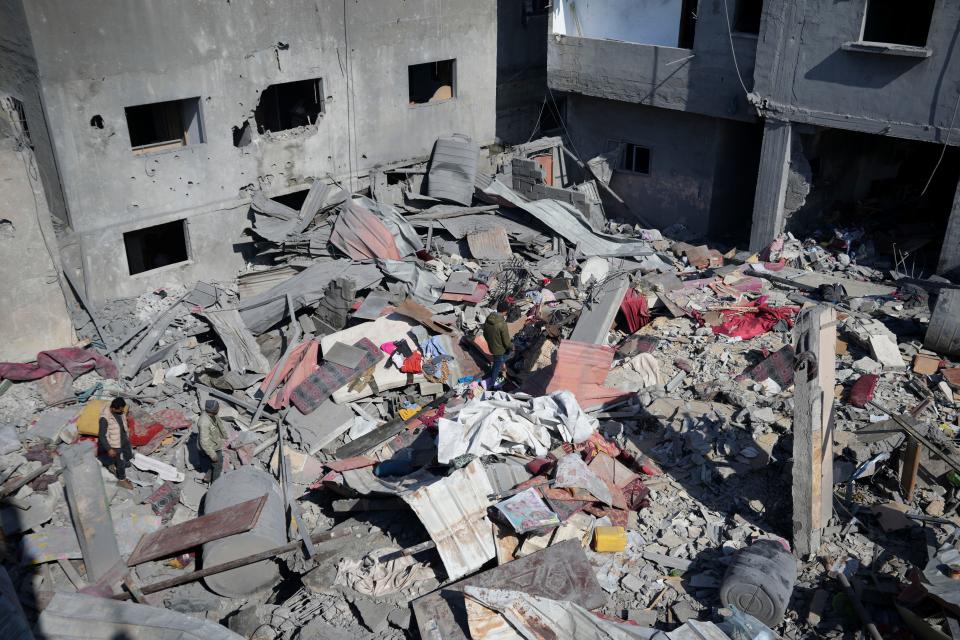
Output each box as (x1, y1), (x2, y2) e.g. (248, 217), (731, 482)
(198, 399), (230, 481)
(482, 300), (513, 388)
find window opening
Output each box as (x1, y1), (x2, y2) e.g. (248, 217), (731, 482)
(408, 60), (456, 105)
(125, 97), (204, 155)
(124, 220), (190, 275)
(254, 78), (325, 134)
(862, 0), (934, 47)
(734, 0), (763, 34)
(621, 143), (651, 175)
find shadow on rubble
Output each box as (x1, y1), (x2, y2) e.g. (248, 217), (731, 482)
(623, 402), (795, 543)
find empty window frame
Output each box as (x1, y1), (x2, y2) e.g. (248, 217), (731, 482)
(123, 220), (190, 275)
(734, 0), (763, 35)
(621, 143), (651, 175)
(125, 98), (204, 155)
(678, 0), (699, 49)
(861, 0), (934, 47)
(254, 78), (325, 134)
(408, 59), (456, 105)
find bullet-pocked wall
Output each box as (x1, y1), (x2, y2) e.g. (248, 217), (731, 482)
(15, 0), (497, 303)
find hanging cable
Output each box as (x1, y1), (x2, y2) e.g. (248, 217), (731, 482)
(721, 0), (751, 98)
(921, 91), (960, 197)
(526, 94), (548, 143)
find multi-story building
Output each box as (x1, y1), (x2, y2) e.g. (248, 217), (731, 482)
(548, 0), (960, 278)
(0, 0), (498, 304)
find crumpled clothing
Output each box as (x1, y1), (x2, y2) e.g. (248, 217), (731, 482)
(421, 336), (448, 359)
(400, 352), (423, 374)
(422, 357), (450, 384)
(712, 296), (800, 340)
(619, 289), (650, 333)
(336, 547), (435, 597)
(436, 390), (596, 464)
(0, 348), (119, 381)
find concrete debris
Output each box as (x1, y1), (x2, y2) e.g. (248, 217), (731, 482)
(0, 128), (958, 640)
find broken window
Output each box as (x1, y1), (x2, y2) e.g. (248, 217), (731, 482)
(123, 220), (190, 275)
(9, 97), (31, 147)
(862, 0), (934, 47)
(408, 60), (456, 105)
(621, 143), (651, 175)
(734, 0), (763, 35)
(254, 78), (325, 134)
(124, 97), (204, 155)
(678, 0), (699, 49)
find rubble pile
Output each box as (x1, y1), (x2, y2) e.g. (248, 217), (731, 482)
(2, 134), (960, 640)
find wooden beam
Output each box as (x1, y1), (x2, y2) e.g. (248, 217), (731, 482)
(792, 305), (837, 558)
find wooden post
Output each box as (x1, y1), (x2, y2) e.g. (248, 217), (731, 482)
(792, 305), (837, 558)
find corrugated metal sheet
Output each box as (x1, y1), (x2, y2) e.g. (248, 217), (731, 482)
(480, 178), (654, 257)
(401, 459), (496, 581)
(238, 260), (382, 334)
(436, 213), (545, 243)
(427, 134), (480, 206)
(546, 341), (629, 409)
(237, 266), (300, 300)
(330, 200), (403, 261)
(467, 227), (513, 260)
(412, 540), (606, 640)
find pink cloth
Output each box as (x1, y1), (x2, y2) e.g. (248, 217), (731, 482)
(0, 348), (118, 381)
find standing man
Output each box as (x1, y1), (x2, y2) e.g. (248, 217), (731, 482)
(482, 300), (513, 388)
(198, 399), (230, 482)
(98, 398), (134, 489)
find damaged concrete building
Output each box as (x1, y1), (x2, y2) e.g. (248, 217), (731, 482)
(547, 0), (960, 276)
(1, 0), (497, 305)
(4, 1), (960, 640)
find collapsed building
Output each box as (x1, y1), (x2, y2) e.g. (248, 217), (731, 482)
(1, 1), (960, 640)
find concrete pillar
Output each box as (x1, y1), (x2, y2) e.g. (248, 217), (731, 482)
(937, 178), (960, 279)
(749, 120), (793, 252)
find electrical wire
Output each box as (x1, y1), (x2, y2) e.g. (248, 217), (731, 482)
(341, 0), (355, 192)
(546, 86), (585, 162)
(920, 90), (960, 197)
(526, 94), (548, 143)
(720, 0), (751, 98)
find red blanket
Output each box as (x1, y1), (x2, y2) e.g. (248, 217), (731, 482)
(0, 348), (118, 381)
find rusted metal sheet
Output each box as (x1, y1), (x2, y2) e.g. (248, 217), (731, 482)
(330, 199), (403, 260)
(545, 341), (628, 409)
(127, 495), (267, 566)
(412, 539), (604, 640)
(393, 298), (454, 334)
(467, 227), (513, 260)
(402, 459), (496, 582)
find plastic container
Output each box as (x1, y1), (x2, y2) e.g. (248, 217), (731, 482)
(592, 526), (627, 552)
(720, 539), (797, 627)
(719, 606), (775, 640)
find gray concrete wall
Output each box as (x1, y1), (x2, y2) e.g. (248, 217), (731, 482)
(0, 105), (74, 361)
(754, 0), (960, 145)
(0, 0), (69, 225)
(548, 0), (759, 122)
(564, 94), (759, 236)
(496, 0), (548, 145)
(13, 0), (497, 303)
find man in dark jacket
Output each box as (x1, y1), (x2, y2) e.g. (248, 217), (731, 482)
(482, 300), (513, 388)
(98, 398), (134, 487)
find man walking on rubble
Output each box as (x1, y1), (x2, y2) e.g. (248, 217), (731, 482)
(98, 398), (134, 489)
(198, 399), (230, 482)
(483, 300), (513, 389)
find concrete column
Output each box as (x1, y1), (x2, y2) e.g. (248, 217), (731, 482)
(749, 120), (793, 252)
(937, 178), (960, 279)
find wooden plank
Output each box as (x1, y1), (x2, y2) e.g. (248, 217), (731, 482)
(792, 305), (836, 558)
(901, 441), (922, 501)
(126, 495), (267, 566)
